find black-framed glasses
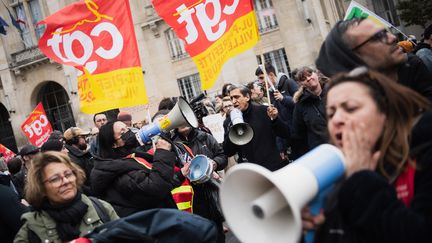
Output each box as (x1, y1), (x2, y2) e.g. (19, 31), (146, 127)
(352, 29), (389, 51)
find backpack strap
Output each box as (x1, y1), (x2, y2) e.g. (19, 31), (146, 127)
(89, 196), (111, 223)
(28, 229), (41, 243)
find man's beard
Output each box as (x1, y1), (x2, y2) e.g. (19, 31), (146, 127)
(78, 143), (87, 151)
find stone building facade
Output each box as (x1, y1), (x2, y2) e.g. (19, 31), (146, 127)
(0, 0), (423, 151)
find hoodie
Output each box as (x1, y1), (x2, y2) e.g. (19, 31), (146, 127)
(315, 21), (365, 78)
(316, 21), (432, 102)
(414, 42), (432, 73)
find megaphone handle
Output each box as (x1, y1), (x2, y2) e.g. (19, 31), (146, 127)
(304, 185), (333, 243)
(152, 138), (156, 152)
(304, 199), (322, 243)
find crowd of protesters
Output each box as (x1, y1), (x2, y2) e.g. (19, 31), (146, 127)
(1, 18), (432, 243)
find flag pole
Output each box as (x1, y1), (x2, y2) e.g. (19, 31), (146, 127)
(259, 54), (272, 106)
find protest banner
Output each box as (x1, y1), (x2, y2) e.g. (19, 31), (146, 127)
(202, 113), (225, 143)
(152, 0), (259, 90)
(0, 144), (16, 162)
(21, 102), (53, 147)
(344, 0), (408, 39)
(38, 0), (147, 113)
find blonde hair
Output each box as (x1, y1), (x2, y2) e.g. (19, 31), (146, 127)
(25, 151), (86, 208)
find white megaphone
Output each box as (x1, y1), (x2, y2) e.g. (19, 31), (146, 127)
(228, 108), (254, 145)
(136, 97), (198, 143)
(220, 144), (345, 243)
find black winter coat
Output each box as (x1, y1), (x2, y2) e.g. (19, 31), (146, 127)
(291, 89), (327, 157)
(223, 103), (289, 171)
(12, 167), (26, 198)
(272, 74), (298, 127)
(315, 111), (432, 243)
(0, 184), (27, 243)
(90, 149), (177, 217)
(174, 128), (227, 242)
(398, 54), (432, 102)
(66, 145), (94, 195)
(174, 128), (227, 171)
(174, 128), (227, 216)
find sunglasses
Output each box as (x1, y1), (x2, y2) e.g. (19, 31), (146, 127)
(351, 29), (389, 51)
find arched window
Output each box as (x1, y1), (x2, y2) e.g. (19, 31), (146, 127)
(37, 82), (75, 132)
(0, 103), (17, 153)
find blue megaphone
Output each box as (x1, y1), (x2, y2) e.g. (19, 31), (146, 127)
(136, 97), (198, 143)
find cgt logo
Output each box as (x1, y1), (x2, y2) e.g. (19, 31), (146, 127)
(45, 0), (123, 74)
(23, 115), (49, 138)
(175, 0), (240, 44)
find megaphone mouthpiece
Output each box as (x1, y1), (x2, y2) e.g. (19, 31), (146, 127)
(252, 187), (287, 220)
(236, 127), (245, 136)
(228, 108), (254, 145)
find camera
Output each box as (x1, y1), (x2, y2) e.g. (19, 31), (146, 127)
(189, 93), (209, 121)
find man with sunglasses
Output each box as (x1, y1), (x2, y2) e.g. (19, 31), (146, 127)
(64, 127), (94, 195)
(316, 17), (432, 102)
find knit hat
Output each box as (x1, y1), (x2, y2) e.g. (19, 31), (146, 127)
(117, 111), (132, 122)
(19, 144), (40, 156)
(41, 140), (64, 152)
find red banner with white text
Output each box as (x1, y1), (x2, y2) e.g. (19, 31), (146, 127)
(0, 144), (16, 162)
(152, 0), (259, 90)
(38, 0), (147, 114)
(20, 103), (53, 147)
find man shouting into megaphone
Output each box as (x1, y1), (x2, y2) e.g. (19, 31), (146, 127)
(223, 85), (290, 172)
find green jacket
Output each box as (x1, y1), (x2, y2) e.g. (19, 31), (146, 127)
(14, 194), (119, 243)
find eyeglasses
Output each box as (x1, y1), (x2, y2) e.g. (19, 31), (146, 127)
(352, 29), (389, 51)
(44, 170), (75, 187)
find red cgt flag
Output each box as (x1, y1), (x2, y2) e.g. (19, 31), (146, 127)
(38, 0), (148, 114)
(0, 144), (16, 162)
(20, 102), (53, 148)
(152, 0), (259, 90)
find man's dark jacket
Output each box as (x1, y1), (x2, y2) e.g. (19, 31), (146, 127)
(173, 129), (228, 217)
(271, 74), (298, 127)
(174, 128), (227, 242)
(0, 181), (27, 243)
(12, 167), (26, 198)
(174, 128), (227, 171)
(223, 103), (289, 171)
(66, 144), (94, 195)
(90, 149), (177, 217)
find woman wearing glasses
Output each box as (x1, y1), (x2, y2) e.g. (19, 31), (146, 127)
(14, 151), (118, 243)
(303, 68), (432, 242)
